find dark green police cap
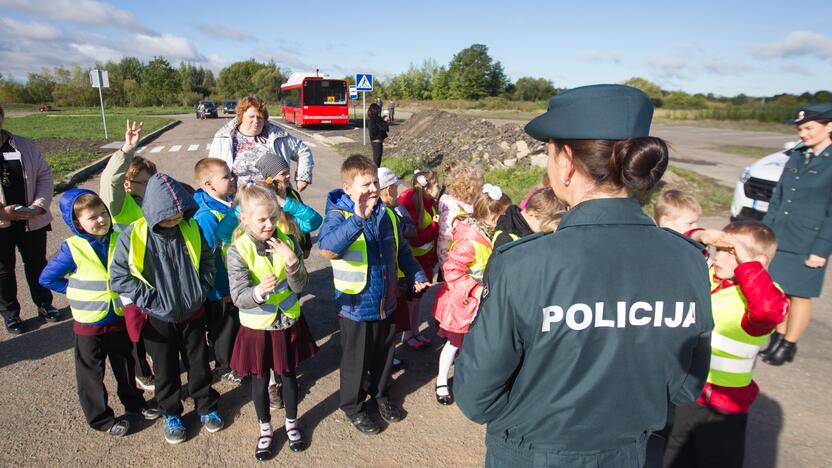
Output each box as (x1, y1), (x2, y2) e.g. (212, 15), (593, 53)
(787, 103), (832, 125)
(524, 84), (654, 142)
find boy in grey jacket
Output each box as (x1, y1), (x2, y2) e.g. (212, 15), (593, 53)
(109, 173), (222, 444)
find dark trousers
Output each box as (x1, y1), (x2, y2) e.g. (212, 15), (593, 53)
(75, 330), (146, 431)
(371, 141), (384, 167)
(0, 224), (52, 319)
(338, 315), (396, 417)
(252, 371), (298, 423)
(664, 404), (748, 468)
(205, 299), (239, 372)
(142, 314), (219, 417)
(132, 340), (153, 378)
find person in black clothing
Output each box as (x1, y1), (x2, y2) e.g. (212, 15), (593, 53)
(367, 103), (389, 167)
(492, 188), (566, 248)
(0, 104), (61, 334)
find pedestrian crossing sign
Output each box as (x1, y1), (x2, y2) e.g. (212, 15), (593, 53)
(355, 73), (373, 92)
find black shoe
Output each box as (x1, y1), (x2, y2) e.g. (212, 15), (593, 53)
(37, 305), (61, 323)
(764, 340), (797, 366)
(255, 434), (274, 461)
(4, 317), (24, 335)
(435, 385), (454, 406)
(758, 331), (784, 358)
(377, 400), (403, 423)
(286, 425), (307, 452)
(348, 411), (380, 434)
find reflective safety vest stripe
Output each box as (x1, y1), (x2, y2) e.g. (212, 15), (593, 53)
(128, 217), (201, 286)
(113, 194), (143, 233)
(451, 237), (492, 283)
(331, 208), (399, 293)
(707, 273), (779, 387)
(491, 230), (520, 246)
(411, 206), (437, 257)
(65, 233), (124, 323)
(234, 230), (301, 329)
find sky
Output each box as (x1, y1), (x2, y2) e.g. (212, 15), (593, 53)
(1, 0), (831, 97)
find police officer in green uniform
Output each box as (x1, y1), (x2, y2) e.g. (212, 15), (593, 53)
(454, 84), (714, 467)
(760, 103), (832, 365)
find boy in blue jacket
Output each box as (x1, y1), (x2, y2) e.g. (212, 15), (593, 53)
(39, 189), (160, 437)
(192, 158), (241, 384)
(318, 155), (429, 434)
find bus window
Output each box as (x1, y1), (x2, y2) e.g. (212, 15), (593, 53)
(281, 88), (301, 108)
(303, 80), (347, 106)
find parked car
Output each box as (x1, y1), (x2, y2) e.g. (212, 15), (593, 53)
(38, 105), (52, 112)
(196, 100), (218, 119)
(223, 100), (237, 114)
(730, 141), (800, 220)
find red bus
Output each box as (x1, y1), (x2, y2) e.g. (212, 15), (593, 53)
(279, 73), (349, 126)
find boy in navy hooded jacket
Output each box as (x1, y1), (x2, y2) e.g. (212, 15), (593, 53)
(318, 155), (429, 434)
(39, 189), (159, 437)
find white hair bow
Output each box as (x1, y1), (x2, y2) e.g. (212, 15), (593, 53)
(414, 169), (428, 187)
(482, 183), (502, 201)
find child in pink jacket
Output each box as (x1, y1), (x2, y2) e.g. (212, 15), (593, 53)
(432, 184), (510, 406)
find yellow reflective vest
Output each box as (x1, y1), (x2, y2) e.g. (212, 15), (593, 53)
(707, 273), (778, 388)
(65, 233), (124, 323)
(234, 230), (301, 329)
(411, 205), (437, 257)
(128, 217), (201, 286)
(113, 194), (143, 233)
(331, 208), (399, 294)
(464, 239), (492, 282)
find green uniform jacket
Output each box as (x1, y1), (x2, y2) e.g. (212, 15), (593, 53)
(763, 144), (832, 257)
(455, 198), (713, 467)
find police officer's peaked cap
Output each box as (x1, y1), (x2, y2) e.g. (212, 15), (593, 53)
(787, 103), (832, 125)
(524, 84), (654, 142)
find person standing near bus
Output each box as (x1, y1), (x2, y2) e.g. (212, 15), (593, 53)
(453, 85), (713, 467)
(209, 96), (314, 191)
(368, 103), (389, 168)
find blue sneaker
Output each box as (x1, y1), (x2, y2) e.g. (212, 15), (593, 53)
(163, 415), (186, 444)
(200, 411), (224, 433)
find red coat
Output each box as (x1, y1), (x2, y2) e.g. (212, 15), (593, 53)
(698, 261), (789, 414)
(432, 221), (490, 334)
(399, 188), (439, 277)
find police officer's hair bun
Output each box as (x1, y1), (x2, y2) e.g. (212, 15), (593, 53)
(554, 137), (668, 197)
(610, 137), (669, 196)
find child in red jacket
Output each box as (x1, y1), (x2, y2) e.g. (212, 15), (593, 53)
(664, 220), (789, 468)
(432, 184), (510, 406)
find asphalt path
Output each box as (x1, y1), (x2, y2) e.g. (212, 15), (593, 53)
(0, 115), (828, 467)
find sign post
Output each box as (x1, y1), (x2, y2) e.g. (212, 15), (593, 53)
(355, 73), (373, 145)
(89, 69), (110, 140)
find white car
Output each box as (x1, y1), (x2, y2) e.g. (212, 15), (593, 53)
(730, 141), (801, 221)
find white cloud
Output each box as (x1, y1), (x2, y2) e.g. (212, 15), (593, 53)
(0, 0), (153, 33)
(647, 55), (689, 79)
(254, 49), (315, 71)
(0, 17), (62, 40)
(780, 63), (814, 76)
(195, 23), (255, 42)
(575, 50), (622, 64)
(701, 59), (755, 76)
(752, 31), (832, 61)
(129, 33), (205, 62)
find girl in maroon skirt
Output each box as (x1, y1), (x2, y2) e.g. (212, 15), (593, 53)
(226, 185), (318, 461)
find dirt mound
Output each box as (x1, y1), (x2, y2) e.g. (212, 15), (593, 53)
(385, 110), (546, 169)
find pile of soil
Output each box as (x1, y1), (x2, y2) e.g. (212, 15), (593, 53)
(385, 110), (546, 169)
(36, 138), (107, 156)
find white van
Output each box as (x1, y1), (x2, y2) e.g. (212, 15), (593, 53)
(730, 141), (800, 221)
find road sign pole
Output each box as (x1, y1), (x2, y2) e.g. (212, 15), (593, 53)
(362, 92), (366, 146)
(97, 81), (108, 140)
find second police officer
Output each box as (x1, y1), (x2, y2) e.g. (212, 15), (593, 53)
(454, 84), (714, 467)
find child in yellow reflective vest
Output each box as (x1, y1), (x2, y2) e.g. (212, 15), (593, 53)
(38, 189), (159, 436)
(432, 184), (510, 406)
(226, 184), (318, 461)
(665, 221), (789, 468)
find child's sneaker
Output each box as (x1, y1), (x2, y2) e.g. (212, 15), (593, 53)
(163, 415), (186, 444)
(135, 375), (155, 391)
(107, 419), (130, 437)
(268, 384), (284, 410)
(200, 410), (224, 433)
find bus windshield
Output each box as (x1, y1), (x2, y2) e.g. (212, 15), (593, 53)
(303, 80), (347, 106)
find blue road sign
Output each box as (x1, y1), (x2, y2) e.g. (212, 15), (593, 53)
(355, 73), (373, 92)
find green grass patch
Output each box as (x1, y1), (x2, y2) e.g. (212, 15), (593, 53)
(46, 148), (102, 181)
(65, 106), (194, 116)
(713, 145), (780, 157)
(484, 166), (545, 202)
(647, 166), (732, 215)
(4, 114), (174, 140)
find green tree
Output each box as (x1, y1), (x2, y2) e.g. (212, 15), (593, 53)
(218, 59), (270, 98)
(512, 77), (556, 101)
(446, 44), (506, 99)
(251, 65), (286, 102)
(24, 70), (56, 104)
(0, 73), (27, 103)
(431, 67), (450, 100)
(623, 77), (664, 107)
(141, 57), (179, 105)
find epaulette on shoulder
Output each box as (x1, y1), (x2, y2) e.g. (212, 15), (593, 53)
(660, 227), (705, 252)
(495, 231), (548, 255)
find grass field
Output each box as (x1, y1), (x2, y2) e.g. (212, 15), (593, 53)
(4, 114), (173, 140)
(66, 105), (195, 116)
(712, 144), (782, 157)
